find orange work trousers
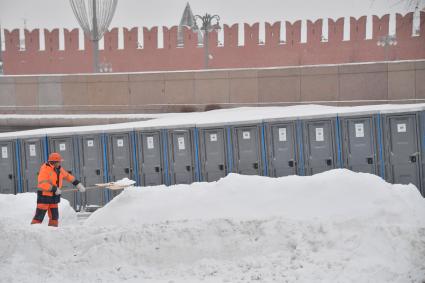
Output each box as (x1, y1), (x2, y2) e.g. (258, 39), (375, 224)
(31, 203), (59, 227)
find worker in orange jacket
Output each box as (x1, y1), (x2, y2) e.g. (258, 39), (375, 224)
(31, 152), (86, 227)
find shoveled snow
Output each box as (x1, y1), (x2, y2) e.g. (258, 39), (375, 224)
(1, 169), (424, 283)
(113, 177), (136, 187)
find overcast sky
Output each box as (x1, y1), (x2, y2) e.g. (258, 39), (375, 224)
(0, 0), (421, 30)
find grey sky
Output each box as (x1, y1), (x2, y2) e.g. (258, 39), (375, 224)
(0, 0), (421, 30)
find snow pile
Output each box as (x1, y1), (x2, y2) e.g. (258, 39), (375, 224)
(1, 170), (425, 283)
(86, 170), (425, 227)
(0, 192), (78, 227)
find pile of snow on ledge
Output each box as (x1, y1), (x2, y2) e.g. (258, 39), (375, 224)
(1, 169), (424, 283)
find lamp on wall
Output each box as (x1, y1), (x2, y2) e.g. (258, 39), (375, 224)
(377, 35), (397, 61)
(193, 13), (221, 69)
(99, 61), (113, 73)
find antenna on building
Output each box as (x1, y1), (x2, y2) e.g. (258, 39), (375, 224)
(69, 0), (118, 73)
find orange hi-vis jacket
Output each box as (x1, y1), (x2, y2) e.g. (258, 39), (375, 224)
(37, 163), (76, 197)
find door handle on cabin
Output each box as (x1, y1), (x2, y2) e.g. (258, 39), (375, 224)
(366, 157), (374, 164)
(155, 166), (160, 173)
(218, 164), (224, 171)
(186, 165), (191, 172)
(8, 174), (13, 180)
(124, 168), (130, 174)
(326, 159), (332, 166)
(409, 152), (420, 163)
(288, 160), (295, 168)
(95, 169), (101, 175)
(253, 163), (259, 169)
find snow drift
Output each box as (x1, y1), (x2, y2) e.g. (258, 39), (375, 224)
(86, 169), (425, 227)
(0, 192), (78, 227)
(1, 169), (425, 283)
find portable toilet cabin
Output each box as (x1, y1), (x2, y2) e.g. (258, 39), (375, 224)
(47, 131), (80, 209)
(76, 129), (107, 208)
(299, 112), (340, 175)
(166, 125), (199, 185)
(263, 115), (300, 177)
(229, 119), (265, 176)
(380, 105), (425, 194)
(20, 134), (48, 193)
(105, 127), (137, 199)
(133, 124), (168, 187)
(338, 108), (381, 176)
(0, 136), (20, 194)
(196, 121), (232, 182)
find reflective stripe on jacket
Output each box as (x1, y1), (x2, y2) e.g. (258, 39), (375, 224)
(37, 163), (75, 197)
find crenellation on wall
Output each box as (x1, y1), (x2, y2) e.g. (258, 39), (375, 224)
(372, 14), (389, 39)
(286, 20), (302, 46)
(104, 28), (119, 51)
(24, 29), (40, 52)
(265, 22), (281, 46)
(143, 27), (158, 49)
(396, 12), (414, 38)
(207, 29), (219, 48)
(44, 29), (60, 52)
(163, 26), (179, 49)
(123, 27), (138, 50)
(182, 26), (198, 49)
(244, 23), (260, 47)
(224, 24), (238, 47)
(5, 29), (20, 52)
(2, 12), (424, 74)
(307, 19), (323, 44)
(64, 29), (79, 51)
(350, 16), (367, 41)
(328, 17), (344, 43)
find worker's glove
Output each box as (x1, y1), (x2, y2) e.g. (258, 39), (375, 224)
(52, 186), (62, 195)
(76, 183), (86, 193)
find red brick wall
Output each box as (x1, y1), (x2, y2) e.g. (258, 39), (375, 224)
(3, 12), (425, 75)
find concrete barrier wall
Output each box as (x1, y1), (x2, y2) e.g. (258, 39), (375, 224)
(0, 60), (424, 114)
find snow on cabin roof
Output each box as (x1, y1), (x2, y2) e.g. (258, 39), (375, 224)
(0, 103), (425, 139)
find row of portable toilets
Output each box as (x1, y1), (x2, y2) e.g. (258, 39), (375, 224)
(0, 108), (424, 209)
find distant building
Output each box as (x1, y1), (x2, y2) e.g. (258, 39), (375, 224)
(177, 2), (203, 46)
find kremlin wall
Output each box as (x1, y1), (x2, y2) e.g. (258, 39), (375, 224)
(2, 12), (424, 74)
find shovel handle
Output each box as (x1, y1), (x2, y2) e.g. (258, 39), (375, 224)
(61, 186), (99, 193)
(62, 184), (132, 193)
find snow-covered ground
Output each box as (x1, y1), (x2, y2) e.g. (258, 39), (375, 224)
(1, 169), (424, 283)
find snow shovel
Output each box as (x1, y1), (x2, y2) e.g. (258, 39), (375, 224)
(62, 181), (135, 193)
